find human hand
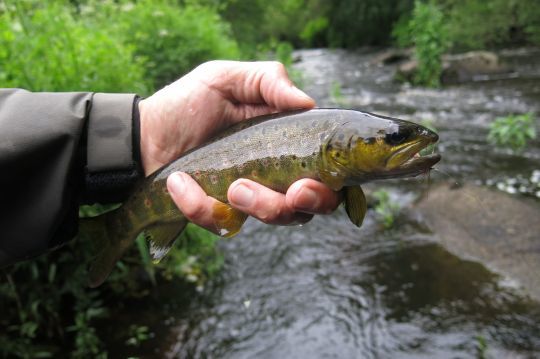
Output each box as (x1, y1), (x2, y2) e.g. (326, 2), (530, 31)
(138, 60), (316, 175)
(138, 61), (340, 232)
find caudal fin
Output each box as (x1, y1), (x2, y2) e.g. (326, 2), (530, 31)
(79, 208), (139, 288)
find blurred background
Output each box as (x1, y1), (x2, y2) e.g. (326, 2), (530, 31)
(1, 0), (539, 357)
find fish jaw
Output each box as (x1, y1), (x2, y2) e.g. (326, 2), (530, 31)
(378, 152), (441, 179)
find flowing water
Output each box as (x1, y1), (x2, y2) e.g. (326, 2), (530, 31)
(111, 48), (540, 358)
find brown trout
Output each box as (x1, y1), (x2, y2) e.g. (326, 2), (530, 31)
(84, 109), (440, 287)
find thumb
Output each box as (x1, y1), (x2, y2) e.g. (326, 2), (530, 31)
(274, 83), (316, 110)
(257, 63), (316, 110)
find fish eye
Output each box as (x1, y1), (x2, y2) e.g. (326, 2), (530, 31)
(385, 130), (409, 145)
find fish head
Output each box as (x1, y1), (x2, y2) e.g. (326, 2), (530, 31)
(321, 113), (441, 184)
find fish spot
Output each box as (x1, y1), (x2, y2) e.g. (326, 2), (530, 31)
(301, 161), (307, 168)
(144, 198), (152, 208)
(210, 174), (218, 184)
(251, 170), (258, 178)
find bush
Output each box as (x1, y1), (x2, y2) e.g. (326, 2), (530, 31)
(488, 113), (537, 153)
(113, 1), (240, 89)
(373, 189), (401, 229)
(440, 0), (540, 50)
(0, 1), (150, 94)
(327, 0), (414, 47)
(409, 0), (449, 87)
(0, 221), (223, 358)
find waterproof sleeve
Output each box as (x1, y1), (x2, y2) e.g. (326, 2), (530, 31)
(0, 89), (141, 265)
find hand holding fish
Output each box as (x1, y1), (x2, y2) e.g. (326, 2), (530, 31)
(138, 61), (341, 232)
(138, 60), (316, 174)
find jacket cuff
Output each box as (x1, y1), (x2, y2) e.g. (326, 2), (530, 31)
(85, 93), (143, 203)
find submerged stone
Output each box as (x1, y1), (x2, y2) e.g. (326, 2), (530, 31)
(415, 182), (540, 300)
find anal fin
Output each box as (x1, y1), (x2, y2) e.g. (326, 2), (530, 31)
(212, 201), (248, 237)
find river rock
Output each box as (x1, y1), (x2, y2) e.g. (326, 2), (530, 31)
(396, 50), (512, 84)
(395, 60), (418, 82)
(442, 51), (512, 83)
(371, 48), (412, 65)
(414, 182), (540, 300)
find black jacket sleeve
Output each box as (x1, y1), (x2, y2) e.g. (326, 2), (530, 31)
(0, 89), (142, 265)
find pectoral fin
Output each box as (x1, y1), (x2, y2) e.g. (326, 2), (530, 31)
(144, 220), (187, 261)
(344, 185), (367, 227)
(212, 201), (248, 237)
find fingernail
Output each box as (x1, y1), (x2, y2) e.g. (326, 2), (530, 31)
(294, 187), (319, 211)
(230, 184), (254, 208)
(168, 172), (185, 196)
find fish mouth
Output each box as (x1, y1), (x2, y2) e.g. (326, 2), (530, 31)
(400, 152), (441, 170)
(383, 139), (441, 178)
(377, 152), (441, 179)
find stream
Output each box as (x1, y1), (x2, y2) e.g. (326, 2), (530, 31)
(110, 48), (540, 358)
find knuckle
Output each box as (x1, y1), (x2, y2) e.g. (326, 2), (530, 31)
(194, 60), (225, 75)
(268, 61), (286, 73)
(258, 206), (282, 224)
(198, 60), (219, 68)
(182, 202), (207, 221)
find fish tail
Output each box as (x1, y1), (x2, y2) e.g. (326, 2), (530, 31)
(79, 207), (140, 288)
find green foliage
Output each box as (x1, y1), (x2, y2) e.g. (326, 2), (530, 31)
(0, 243), (108, 358)
(391, 13), (414, 48)
(373, 189), (401, 229)
(157, 224), (223, 288)
(409, 1), (449, 87)
(0, 1), (149, 93)
(488, 113), (536, 153)
(475, 334), (488, 359)
(440, 0), (540, 50)
(113, 0), (240, 89)
(327, 0), (414, 47)
(300, 17), (329, 47)
(519, 1), (540, 45)
(274, 42), (295, 68)
(215, 0), (329, 55)
(0, 223), (223, 358)
(125, 325), (152, 347)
